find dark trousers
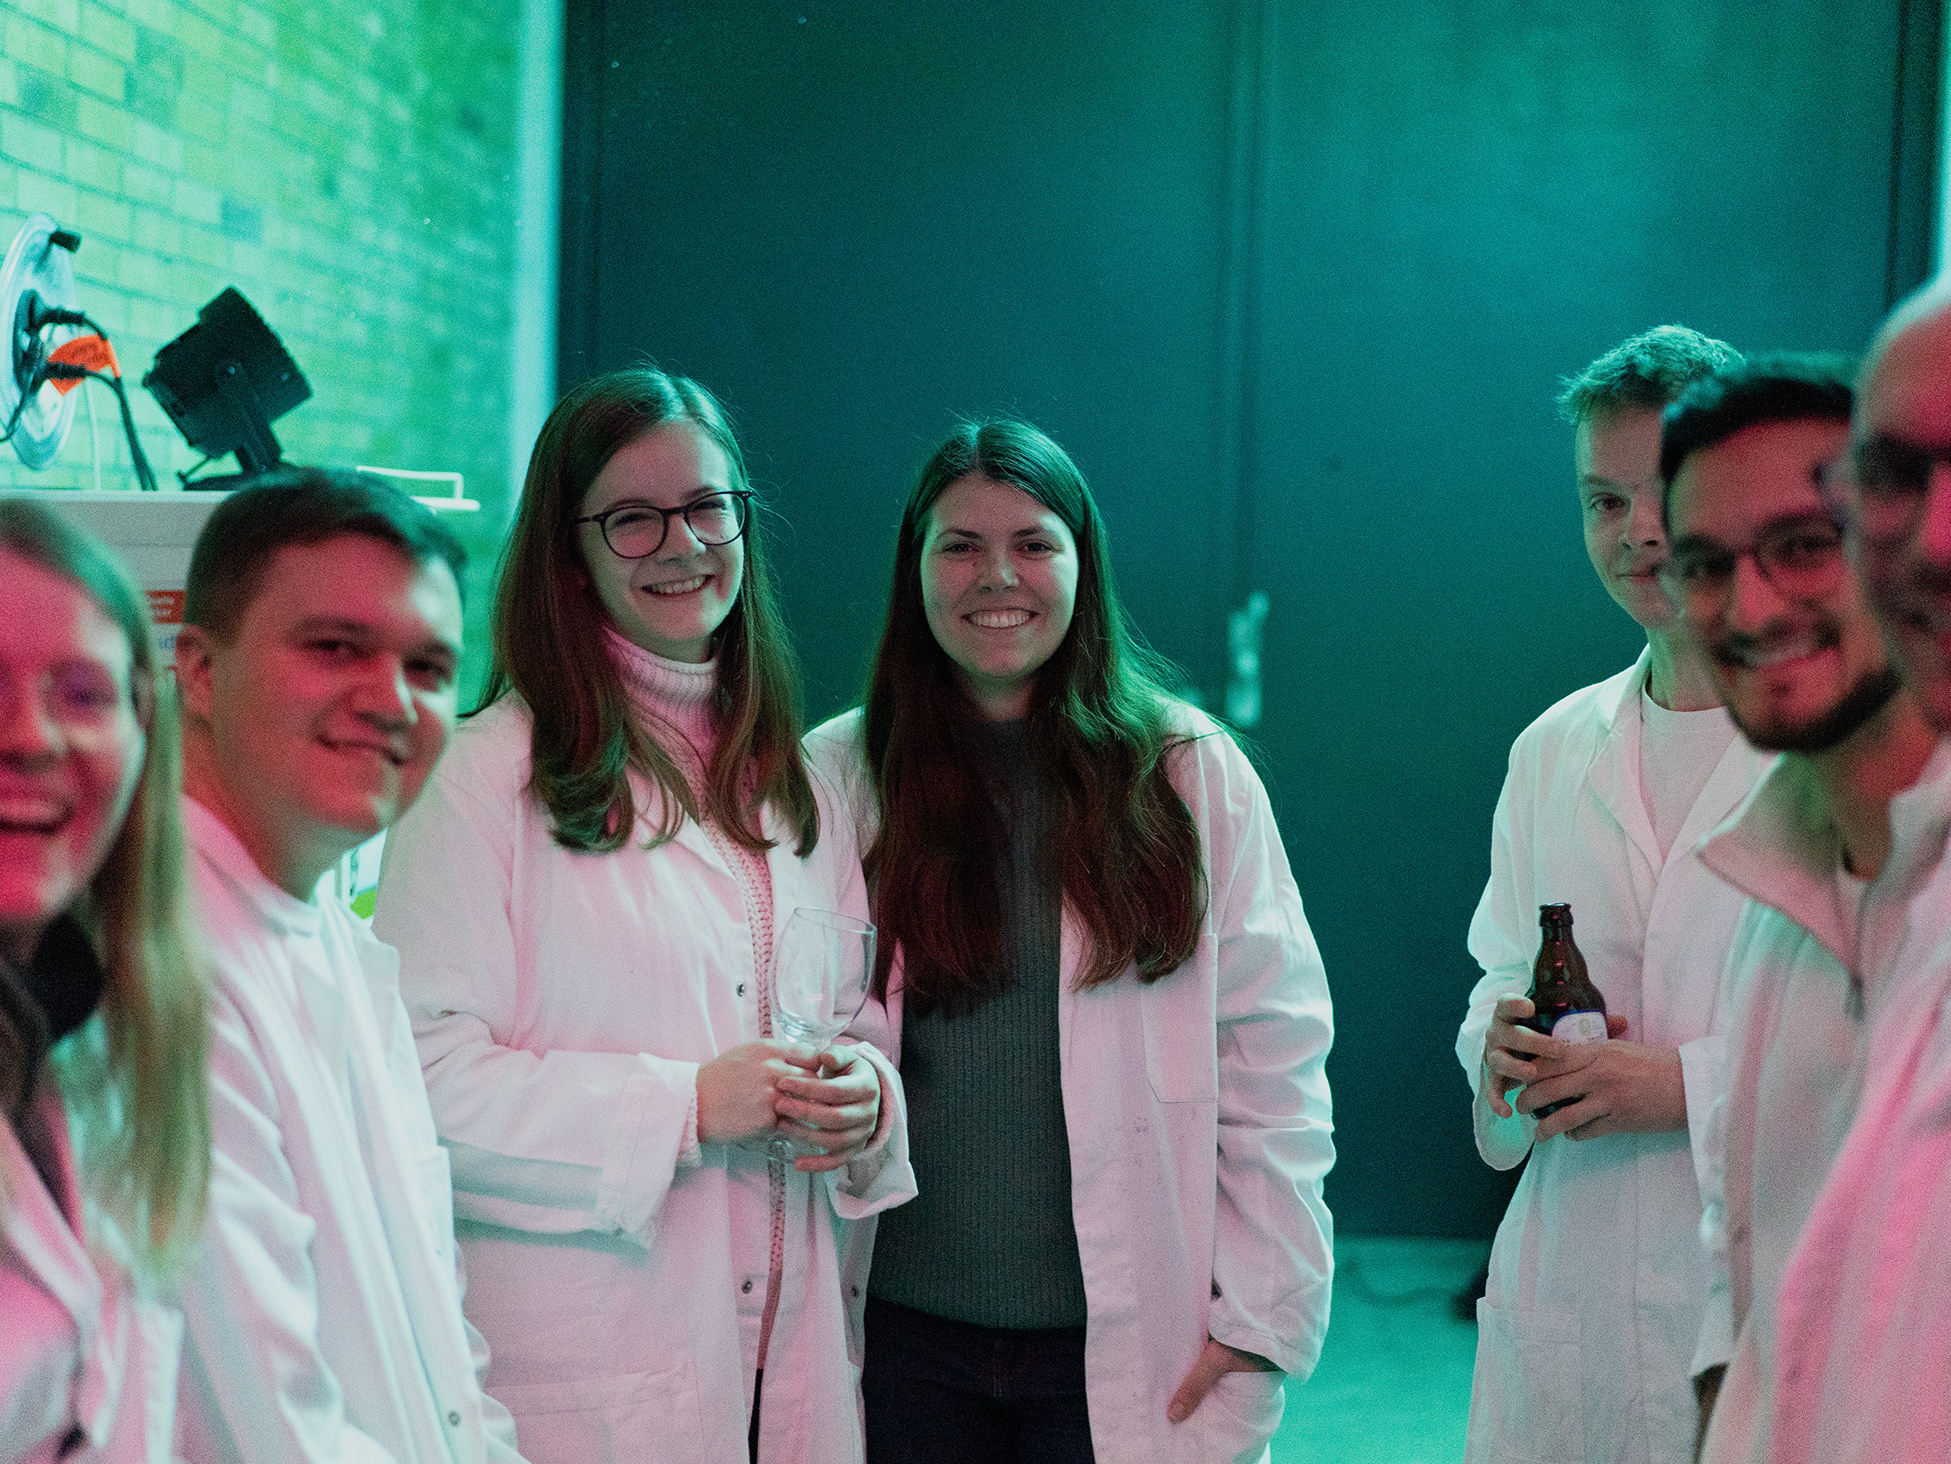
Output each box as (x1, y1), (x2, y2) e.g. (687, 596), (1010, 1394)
(863, 1297), (1095, 1464)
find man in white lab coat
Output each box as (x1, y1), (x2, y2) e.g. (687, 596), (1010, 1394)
(1739, 285), (1951, 1464)
(1459, 326), (1770, 1464)
(169, 469), (526, 1463)
(1653, 358), (1946, 1464)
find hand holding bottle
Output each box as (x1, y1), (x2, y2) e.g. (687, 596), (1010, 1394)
(1481, 995), (1632, 1121)
(1516, 1034), (1687, 1140)
(1480, 993), (1561, 1117)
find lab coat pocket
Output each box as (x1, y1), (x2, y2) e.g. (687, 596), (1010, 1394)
(1467, 1300), (1584, 1464)
(1197, 1369), (1286, 1463)
(1140, 977), (1220, 1104)
(492, 1359), (706, 1463)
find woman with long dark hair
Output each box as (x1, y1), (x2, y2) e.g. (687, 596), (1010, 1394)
(0, 501), (208, 1461)
(806, 419), (1334, 1464)
(374, 369), (914, 1463)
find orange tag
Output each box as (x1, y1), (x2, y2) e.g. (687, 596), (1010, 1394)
(46, 334), (121, 394)
(147, 590), (185, 625)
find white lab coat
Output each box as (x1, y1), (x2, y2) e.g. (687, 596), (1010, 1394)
(1693, 744), (1951, 1464)
(804, 705), (1335, 1464)
(1, 1085), (180, 1464)
(1455, 651), (1770, 1464)
(174, 800), (524, 1464)
(371, 699), (916, 1464)
(1761, 746), (1951, 1464)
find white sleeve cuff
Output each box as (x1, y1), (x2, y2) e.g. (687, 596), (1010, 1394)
(1693, 1098), (1735, 1377)
(593, 1059), (701, 1240)
(1693, 1287), (1736, 1376)
(1472, 1061), (1536, 1170)
(677, 1083), (703, 1171)
(1678, 1033), (1728, 1199)
(829, 1041), (917, 1217)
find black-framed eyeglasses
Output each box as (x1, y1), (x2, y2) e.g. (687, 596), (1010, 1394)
(575, 491), (753, 559)
(1658, 510), (1849, 613)
(1818, 434), (1951, 546)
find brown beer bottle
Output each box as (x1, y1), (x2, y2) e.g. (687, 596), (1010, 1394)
(1521, 903), (1607, 1118)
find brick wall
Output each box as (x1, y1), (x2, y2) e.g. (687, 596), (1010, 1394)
(0, 0), (520, 686)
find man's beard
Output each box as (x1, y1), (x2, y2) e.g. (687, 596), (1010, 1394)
(1731, 663), (1904, 754)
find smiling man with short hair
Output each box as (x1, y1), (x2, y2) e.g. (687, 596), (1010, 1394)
(1728, 284), (1951, 1464)
(170, 468), (526, 1463)
(1655, 356), (1950, 1464)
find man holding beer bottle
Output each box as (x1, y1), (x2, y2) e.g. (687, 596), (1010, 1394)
(1458, 327), (1770, 1463)
(1654, 356), (1948, 1464)
(1700, 290), (1951, 1464)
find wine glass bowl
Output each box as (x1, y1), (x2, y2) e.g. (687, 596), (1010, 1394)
(767, 907), (876, 1159)
(772, 907), (875, 1050)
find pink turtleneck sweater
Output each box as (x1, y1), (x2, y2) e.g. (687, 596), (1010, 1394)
(605, 627), (794, 1377)
(605, 627), (777, 1009)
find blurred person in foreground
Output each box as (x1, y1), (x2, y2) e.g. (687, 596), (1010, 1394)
(0, 501), (207, 1462)
(1651, 358), (1946, 1464)
(1459, 327), (1766, 1464)
(1743, 282), (1951, 1464)
(168, 471), (525, 1462)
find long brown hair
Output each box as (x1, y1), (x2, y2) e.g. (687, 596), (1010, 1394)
(862, 419), (1207, 1010)
(481, 368), (818, 854)
(0, 501), (209, 1271)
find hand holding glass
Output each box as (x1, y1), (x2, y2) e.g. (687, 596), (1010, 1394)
(768, 907), (876, 1158)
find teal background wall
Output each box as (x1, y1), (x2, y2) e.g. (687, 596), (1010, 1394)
(562, 0), (1941, 1236)
(3, 0), (1938, 1239)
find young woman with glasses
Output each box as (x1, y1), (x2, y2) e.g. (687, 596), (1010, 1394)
(1, 501), (208, 1461)
(374, 369), (914, 1464)
(804, 419), (1335, 1464)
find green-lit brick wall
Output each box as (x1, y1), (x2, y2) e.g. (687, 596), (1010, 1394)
(0, 0), (519, 690)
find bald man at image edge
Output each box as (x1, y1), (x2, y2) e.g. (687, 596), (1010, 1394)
(1655, 357), (1943, 1464)
(1741, 282), (1951, 1464)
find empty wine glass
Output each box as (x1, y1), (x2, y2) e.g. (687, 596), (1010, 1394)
(768, 906), (875, 1159)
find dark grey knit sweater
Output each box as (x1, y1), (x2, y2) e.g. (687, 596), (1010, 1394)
(866, 720), (1088, 1329)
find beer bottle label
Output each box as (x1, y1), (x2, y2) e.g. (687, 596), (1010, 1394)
(1550, 1010), (1607, 1044)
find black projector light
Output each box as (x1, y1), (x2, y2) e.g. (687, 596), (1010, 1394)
(143, 287), (311, 485)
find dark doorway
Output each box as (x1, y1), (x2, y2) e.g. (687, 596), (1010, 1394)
(561, 0), (1940, 1234)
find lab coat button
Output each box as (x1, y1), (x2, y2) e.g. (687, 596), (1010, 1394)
(448, 1411), (461, 1426)
(742, 1278), (754, 1293)
(737, 983), (746, 996)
